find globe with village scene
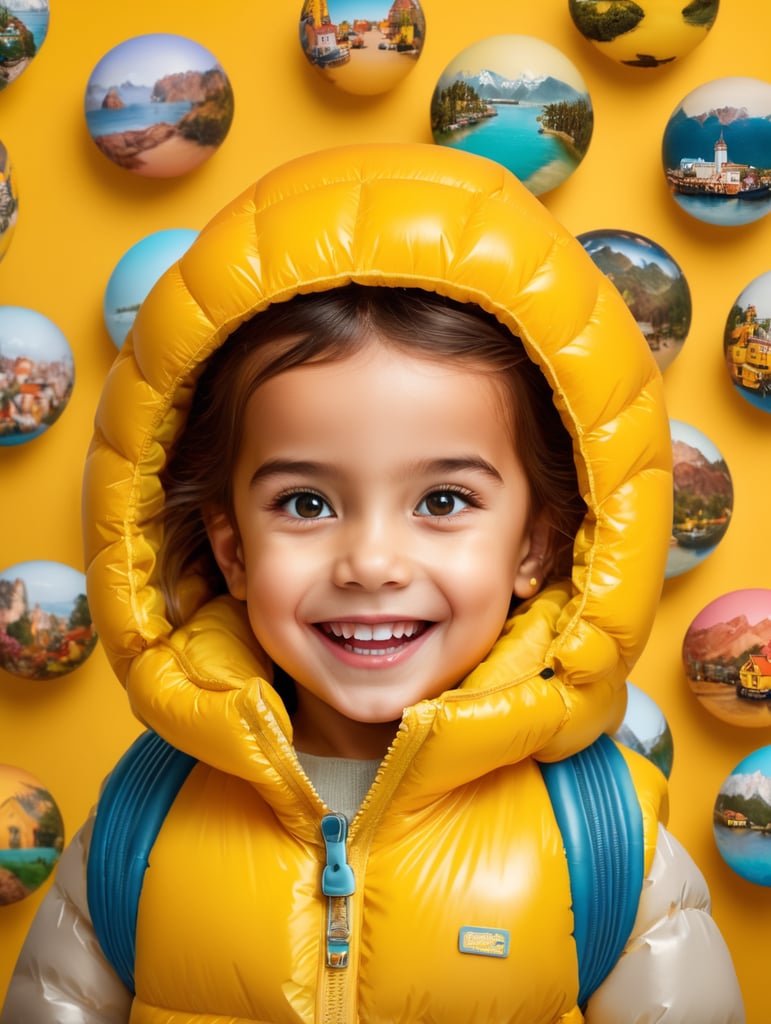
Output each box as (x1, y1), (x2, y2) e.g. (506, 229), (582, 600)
(723, 269), (771, 413)
(0, 763), (63, 904)
(0, 561), (97, 681)
(299, 0), (425, 95)
(662, 76), (771, 226)
(0, 0), (50, 92)
(0, 307), (74, 447)
(683, 589), (771, 729)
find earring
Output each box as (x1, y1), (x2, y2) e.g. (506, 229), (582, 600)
(529, 577), (538, 589)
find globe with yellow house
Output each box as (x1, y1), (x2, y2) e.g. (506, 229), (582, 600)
(0, 764), (63, 905)
(569, 0), (719, 67)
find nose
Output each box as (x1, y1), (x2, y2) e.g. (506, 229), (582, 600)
(331, 516), (413, 591)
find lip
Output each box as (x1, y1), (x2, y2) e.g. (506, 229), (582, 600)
(312, 618), (436, 669)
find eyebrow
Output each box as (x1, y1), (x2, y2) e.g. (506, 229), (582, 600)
(249, 456), (504, 488)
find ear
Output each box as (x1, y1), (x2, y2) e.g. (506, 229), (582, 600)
(204, 508), (247, 601)
(512, 512), (555, 600)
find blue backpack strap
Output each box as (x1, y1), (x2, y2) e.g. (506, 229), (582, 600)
(87, 730), (197, 994)
(539, 733), (645, 1008)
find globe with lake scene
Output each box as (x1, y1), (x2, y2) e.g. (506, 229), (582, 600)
(104, 228), (198, 348)
(715, 746), (771, 885)
(0, 307), (73, 447)
(666, 419), (732, 581)
(683, 589), (771, 729)
(0, 561), (97, 681)
(662, 76), (771, 226)
(299, 0), (425, 96)
(85, 34), (234, 178)
(578, 229), (691, 373)
(0, 138), (18, 264)
(0, 0), (49, 92)
(723, 269), (771, 413)
(569, 0), (719, 68)
(431, 35), (593, 196)
(0, 764), (63, 904)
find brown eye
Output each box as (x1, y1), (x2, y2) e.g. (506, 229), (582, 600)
(417, 490), (469, 517)
(283, 492), (332, 519)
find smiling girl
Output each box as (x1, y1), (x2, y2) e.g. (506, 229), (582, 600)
(2, 144), (744, 1024)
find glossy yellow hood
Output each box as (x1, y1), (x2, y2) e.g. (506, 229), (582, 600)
(83, 142), (671, 777)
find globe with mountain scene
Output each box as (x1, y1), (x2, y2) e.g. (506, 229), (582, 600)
(612, 681), (673, 779)
(667, 419), (732, 582)
(578, 229), (691, 373)
(569, 0), (719, 67)
(683, 589), (771, 728)
(662, 76), (771, 227)
(715, 745), (771, 884)
(84, 33), (234, 178)
(430, 35), (592, 196)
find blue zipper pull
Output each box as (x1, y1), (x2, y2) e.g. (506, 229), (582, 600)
(321, 813), (355, 968)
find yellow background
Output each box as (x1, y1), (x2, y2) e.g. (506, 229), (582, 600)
(1, 0), (770, 1019)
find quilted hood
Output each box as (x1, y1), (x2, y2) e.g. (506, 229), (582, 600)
(82, 143), (671, 780)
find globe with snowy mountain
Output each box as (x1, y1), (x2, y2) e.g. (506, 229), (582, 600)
(430, 35), (593, 196)
(715, 746), (771, 886)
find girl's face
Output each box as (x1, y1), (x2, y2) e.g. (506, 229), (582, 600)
(206, 338), (550, 758)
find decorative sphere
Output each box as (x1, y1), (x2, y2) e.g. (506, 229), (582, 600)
(683, 589), (771, 728)
(715, 747), (771, 885)
(85, 34), (234, 177)
(431, 34), (592, 195)
(0, 561), (97, 680)
(577, 229), (691, 374)
(0, 140), (18, 264)
(0, 308), (73, 447)
(662, 76), (771, 227)
(613, 681), (673, 778)
(569, 0), (719, 67)
(0, 764), (63, 904)
(299, 0), (425, 96)
(0, 2), (49, 92)
(104, 228), (197, 348)
(667, 420), (732, 580)
(723, 269), (771, 413)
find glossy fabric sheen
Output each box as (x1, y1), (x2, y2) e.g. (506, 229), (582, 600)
(78, 144), (674, 1022)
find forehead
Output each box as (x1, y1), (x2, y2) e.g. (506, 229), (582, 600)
(238, 342), (515, 459)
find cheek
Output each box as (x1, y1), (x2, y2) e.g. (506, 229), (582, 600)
(244, 544), (321, 624)
(447, 530), (524, 599)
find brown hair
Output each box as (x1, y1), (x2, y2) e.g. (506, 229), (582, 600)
(160, 285), (585, 625)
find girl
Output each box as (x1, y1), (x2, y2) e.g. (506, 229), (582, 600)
(2, 143), (745, 1023)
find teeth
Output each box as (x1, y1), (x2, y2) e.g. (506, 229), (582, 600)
(324, 621), (421, 642)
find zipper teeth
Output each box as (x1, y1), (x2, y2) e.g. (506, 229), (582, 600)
(324, 970), (347, 1021)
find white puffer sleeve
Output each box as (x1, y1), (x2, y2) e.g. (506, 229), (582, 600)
(585, 823), (745, 1024)
(0, 815), (132, 1024)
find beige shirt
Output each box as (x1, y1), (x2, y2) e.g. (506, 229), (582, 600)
(295, 751), (381, 822)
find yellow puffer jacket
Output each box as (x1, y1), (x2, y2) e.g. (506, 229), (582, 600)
(83, 143), (672, 1023)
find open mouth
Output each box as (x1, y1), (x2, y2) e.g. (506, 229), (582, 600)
(317, 620), (430, 657)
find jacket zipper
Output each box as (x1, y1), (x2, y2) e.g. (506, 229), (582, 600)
(321, 812), (356, 968)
